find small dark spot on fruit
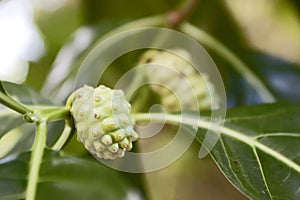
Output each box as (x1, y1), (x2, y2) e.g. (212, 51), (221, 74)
(94, 113), (100, 119)
(145, 58), (152, 63)
(179, 72), (186, 78)
(79, 111), (84, 117)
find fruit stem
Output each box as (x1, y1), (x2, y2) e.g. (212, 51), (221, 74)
(50, 90), (78, 151)
(51, 119), (73, 151)
(25, 120), (47, 200)
(42, 107), (70, 122)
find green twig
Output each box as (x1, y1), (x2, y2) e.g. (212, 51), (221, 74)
(23, 101), (72, 199)
(180, 23), (276, 102)
(0, 82), (7, 94)
(25, 121), (47, 200)
(42, 107), (70, 122)
(51, 119), (73, 151)
(167, 0), (201, 28)
(0, 82), (33, 114)
(51, 90), (77, 151)
(0, 91), (32, 114)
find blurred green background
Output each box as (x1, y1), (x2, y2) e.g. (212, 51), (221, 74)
(25, 0), (300, 90)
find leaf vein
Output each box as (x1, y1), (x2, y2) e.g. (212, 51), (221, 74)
(252, 147), (273, 199)
(218, 135), (248, 194)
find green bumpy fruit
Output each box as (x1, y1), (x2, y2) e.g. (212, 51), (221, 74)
(139, 49), (218, 111)
(70, 85), (138, 160)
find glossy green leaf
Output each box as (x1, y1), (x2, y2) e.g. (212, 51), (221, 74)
(196, 103), (300, 199)
(2, 82), (50, 105)
(0, 110), (24, 138)
(0, 83), (64, 157)
(0, 107), (34, 159)
(0, 150), (135, 200)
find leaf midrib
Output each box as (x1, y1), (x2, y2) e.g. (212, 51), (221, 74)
(219, 124), (300, 173)
(252, 146), (273, 199)
(134, 112), (300, 174)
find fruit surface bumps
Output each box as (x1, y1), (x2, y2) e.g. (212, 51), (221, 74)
(70, 85), (138, 160)
(138, 49), (217, 111)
